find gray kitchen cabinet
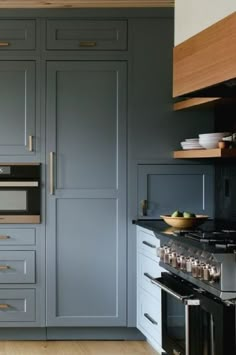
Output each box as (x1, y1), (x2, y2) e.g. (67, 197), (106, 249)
(0, 250), (35, 284)
(0, 226), (45, 328)
(136, 226), (164, 353)
(46, 61), (127, 326)
(0, 289), (35, 323)
(0, 61), (36, 156)
(46, 19), (127, 50)
(0, 20), (36, 50)
(137, 164), (215, 218)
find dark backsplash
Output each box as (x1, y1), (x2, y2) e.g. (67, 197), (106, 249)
(214, 103), (236, 222)
(215, 162), (236, 222)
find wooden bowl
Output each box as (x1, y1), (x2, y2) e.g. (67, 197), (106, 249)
(160, 215), (209, 229)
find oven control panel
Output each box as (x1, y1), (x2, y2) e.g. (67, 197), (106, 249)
(158, 243), (221, 283)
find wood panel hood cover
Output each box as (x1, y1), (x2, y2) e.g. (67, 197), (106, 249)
(173, 11), (236, 98)
(0, 0), (174, 8)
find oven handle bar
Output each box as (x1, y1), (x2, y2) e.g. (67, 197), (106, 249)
(0, 181), (38, 187)
(151, 278), (191, 302)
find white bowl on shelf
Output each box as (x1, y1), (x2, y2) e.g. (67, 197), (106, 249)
(199, 140), (219, 149)
(199, 132), (229, 139)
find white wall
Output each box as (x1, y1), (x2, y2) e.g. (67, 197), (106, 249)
(175, 0), (236, 45)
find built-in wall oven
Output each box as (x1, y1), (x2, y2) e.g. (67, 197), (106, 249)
(152, 272), (235, 355)
(0, 164), (40, 223)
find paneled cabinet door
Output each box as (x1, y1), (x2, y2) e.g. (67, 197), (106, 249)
(0, 61), (36, 155)
(46, 61), (127, 326)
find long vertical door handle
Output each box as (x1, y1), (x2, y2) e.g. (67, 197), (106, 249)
(49, 152), (55, 195)
(28, 135), (33, 152)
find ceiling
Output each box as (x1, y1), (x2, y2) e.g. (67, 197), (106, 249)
(0, 0), (174, 8)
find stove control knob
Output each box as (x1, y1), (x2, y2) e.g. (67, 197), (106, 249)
(203, 264), (211, 281)
(191, 259), (200, 278)
(171, 251), (177, 268)
(179, 255), (186, 270)
(209, 266), (220, 282)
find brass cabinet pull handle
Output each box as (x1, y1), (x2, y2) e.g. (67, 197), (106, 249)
(0, 235), (10, 240)
(0, 265), (10, 270)
(28, 135), (33, 152)
(0, 304), (9, 309)
(49, 152), (54, 195)
(141, 199), (148, 216)
(79, 41), (96, 47)
(0, 42), (9, 47)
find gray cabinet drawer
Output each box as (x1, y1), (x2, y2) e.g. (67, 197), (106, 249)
(137, 227), (159, 259)
(0, 229), (35, 246)
(0, 20), (36, 50)
(137, 289), (162, 346)
(0, 289), (35, 322)
(0, 251), (35, 283)
(138, 253), (162, 301)
(46, 20), (127, 50)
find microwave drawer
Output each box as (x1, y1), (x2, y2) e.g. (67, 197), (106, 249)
(0, 289), (35, 322)
(0, 251), (35, 284)
(0, 229), (36, 246)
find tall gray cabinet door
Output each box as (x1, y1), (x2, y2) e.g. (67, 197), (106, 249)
(0, 61), (36, 155)
(46, 61), (127, 326)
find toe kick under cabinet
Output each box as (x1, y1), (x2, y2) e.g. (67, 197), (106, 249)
(0, 228), (44, 326)
(137, 226), (165, 353)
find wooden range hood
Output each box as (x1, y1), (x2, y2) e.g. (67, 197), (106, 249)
(0, 0), (174, 8)
(173, 11), (236, 98)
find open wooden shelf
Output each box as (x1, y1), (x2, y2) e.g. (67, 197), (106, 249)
(173, 148), (236, 159)
(173, 98), (221, 111)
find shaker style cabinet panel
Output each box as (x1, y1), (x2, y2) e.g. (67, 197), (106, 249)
(137, 164), (215, 219)
(46, 61), (127, 326)
(0, 61), (36, 156)
(137, 226), (164, 353)
(0, 20), (36, 50)
(46, 20), (127, 50)
(0, 289), (35, 323)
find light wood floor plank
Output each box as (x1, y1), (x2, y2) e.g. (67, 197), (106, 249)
(0, 341), (159, 355)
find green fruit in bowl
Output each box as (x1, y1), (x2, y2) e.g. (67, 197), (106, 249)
(171, 210), (183, 217)
(183, 211), (196, 218)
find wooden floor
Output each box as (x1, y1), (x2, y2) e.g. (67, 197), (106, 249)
(0, 341), (159, 354)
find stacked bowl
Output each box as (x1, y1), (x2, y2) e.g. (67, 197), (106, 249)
(180, 138), (202, 150)
(199, 132), (229, 149)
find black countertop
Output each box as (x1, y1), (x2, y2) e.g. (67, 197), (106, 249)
(135, 219), (236, 254)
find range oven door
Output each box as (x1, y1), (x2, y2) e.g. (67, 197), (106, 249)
(152, 273), (201, 355)
(152, 272), (236, 355)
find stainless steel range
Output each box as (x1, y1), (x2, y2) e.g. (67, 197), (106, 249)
(136, 220), (236, 355)
(158, 228), (236, 300)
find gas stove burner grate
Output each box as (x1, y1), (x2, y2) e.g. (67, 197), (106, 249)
(222, 229), (236, 233)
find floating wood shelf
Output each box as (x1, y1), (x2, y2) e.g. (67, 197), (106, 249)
(173, 148), (236, 159)
(173, 98), (220, 111)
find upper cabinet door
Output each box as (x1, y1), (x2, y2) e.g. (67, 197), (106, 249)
(46, 20), (127, 50)
(0, 61), (36, 156)
(0, 20), (36, 50)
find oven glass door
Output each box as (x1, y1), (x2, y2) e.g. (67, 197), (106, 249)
(152, 273), (201, 355)
(0, 190), (27, 212)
